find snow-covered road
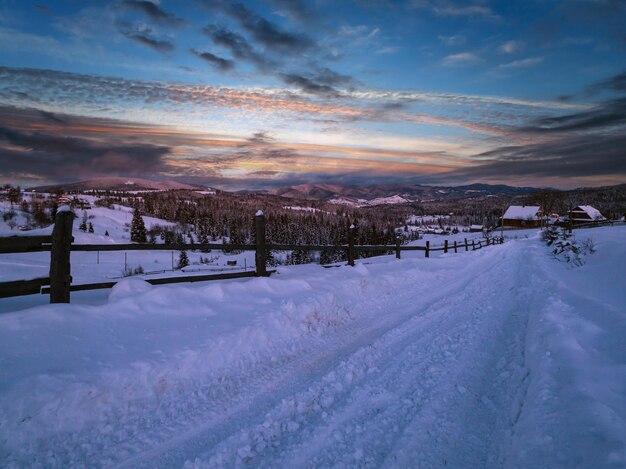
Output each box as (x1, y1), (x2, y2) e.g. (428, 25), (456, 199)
(1, 226), (624, 468)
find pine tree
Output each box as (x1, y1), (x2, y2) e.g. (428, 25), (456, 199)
(79, 211), (87, 232)
(266, 249), (278, 267)
(200, 233), (211, 252)
(131, 208), (147, 243)
(287, 249), (311, 265)
(88, 222), (94, 233)
(105, 230), (109, 237)
(177, 250), (189, 269)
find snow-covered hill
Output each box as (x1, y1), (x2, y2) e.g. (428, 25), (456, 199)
(270, 182), (538, 203)
(0, 225), (624, 467)
(0, 196), (256, 285)
(31, 177), (207, 192)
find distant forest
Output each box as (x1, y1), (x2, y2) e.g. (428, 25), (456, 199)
(95, 184), (626, 248)
(4, 183), (625, 253)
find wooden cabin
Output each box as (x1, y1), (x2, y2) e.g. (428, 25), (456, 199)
(502, 205), (543, 228)
(569, 205), (606, 225)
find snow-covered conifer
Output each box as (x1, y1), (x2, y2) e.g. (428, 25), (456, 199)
(131, 208), (147, 243)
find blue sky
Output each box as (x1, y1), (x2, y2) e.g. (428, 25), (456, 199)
(0, 0), (625, 189)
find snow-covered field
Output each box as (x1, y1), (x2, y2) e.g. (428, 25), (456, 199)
(0, 199), (256, 286)
(0, 225), (625, 467)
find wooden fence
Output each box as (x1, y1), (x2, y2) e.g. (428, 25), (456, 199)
(0, 210), (504, 302)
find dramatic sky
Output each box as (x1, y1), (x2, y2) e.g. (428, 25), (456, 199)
(0, 0), (625, 189)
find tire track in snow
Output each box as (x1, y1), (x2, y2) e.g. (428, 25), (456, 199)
(210, 244), (534, 468)
(124, 244), (534, 468)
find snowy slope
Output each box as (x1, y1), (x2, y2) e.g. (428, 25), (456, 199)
(0, 199), (256, 285)
(0, 226), (624, 467)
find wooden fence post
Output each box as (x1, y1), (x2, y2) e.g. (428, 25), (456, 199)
(454, 241), (457, 253)
(472, 240), (476, 250)
(50, 207), (73, 303)
(444, 239), (448, 253)
(395, 235), (401, 260)
(347, 224), (355, 266)
(255, 210), (268, 276)
(464, 238), (468, 251)
(425, 240), (430, 258)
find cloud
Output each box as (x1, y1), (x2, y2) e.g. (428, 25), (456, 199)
(190, 48), (235, 71)
(121, 31), (175, 53)
(118, 24), (175, 53)
(0, 66), (368, 120)
(34, 4), (50, 14)
(442, 52), (482, 66)
(38, 110), (67, 125)
(437, 84), (626, 184)
(200, 24), (353, 94)
(411, 1), (500, 20)
(0, 65), (586, 138)
(243, 131), (274, 146)
(498, 57), (543, 69)
(375, 46), (400, 55)
(586, 70), (626, 95)
(121, 0), (185, 26)
(207, 1), (314, 53)
(280, 73), (343, 97)
(439, 34), (466, 46)
(310, 67), (353, 87)
(269, 0), (317, 24)
(337, 25), (381, 47)
(0, 109), (172, 182)
(445, 133), (626, 181)
(202, 25), (274, 69)
(498, 40), (523, 54)
(518, 97), (626, 133)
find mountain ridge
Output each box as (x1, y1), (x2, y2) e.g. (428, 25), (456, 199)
(268, 182), (540, 203)
(30, 177), (208, 192)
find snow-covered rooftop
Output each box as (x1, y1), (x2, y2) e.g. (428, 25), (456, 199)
(572, 205), (605, 220)
(503, 205), (541, 220)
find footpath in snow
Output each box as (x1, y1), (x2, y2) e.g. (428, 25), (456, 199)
(0, 226), (624, 467)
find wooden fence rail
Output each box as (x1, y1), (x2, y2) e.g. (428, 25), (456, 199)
(0, 235), (53, 254)
(0, 277), (51, 298)
(39, 270), (269, 295)
(0, 209), (504, 302)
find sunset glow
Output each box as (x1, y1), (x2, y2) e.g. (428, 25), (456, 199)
(0, 1), (624, 188)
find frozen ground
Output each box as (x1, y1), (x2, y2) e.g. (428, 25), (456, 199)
(0, 225), (624, 468)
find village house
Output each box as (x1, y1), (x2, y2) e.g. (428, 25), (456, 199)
(569, 205), (606, 225)
(502, 205), (543, 228)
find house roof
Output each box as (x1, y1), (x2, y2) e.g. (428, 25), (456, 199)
(572, 205), (605, 220)
(503, 205), (541, 220)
